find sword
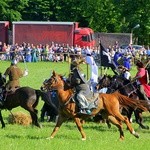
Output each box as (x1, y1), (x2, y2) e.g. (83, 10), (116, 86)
(21, 52), (28, 71)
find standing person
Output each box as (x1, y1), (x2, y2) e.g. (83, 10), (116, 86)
(3, 59), (28, 92)
(134, 60), (150, 100)
(31, 45), (38, 62)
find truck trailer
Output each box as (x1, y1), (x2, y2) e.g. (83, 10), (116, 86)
(0, 21), (9, 45)
(12, 21), (95, 47)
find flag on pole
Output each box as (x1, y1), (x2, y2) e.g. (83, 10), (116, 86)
(85, 47), (98, 83)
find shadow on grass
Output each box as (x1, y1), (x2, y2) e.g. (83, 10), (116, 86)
(5, 134), (23, 139)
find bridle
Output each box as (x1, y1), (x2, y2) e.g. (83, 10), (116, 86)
(42, 75), (64, 91)
(43, 74), (75, 107)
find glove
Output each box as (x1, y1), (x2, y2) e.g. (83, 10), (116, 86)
(23, 70), (28, 76)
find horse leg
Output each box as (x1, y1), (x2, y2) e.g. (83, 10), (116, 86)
(32, 108), (42, 128)
(107, 115), (124, 140)
(74, 117), (86, 140)
(0, 111), (5, 128)
(50, 115), (67, 139)
(40, 104), (47, 122)
(115, 112), (139, 139)
(134, 110), (149, 129)
(23, 106), (41, 128)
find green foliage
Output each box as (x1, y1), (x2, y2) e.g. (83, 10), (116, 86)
(0, 0), (150, 44)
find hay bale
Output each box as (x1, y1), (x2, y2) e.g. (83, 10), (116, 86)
(8, 112), (32, 126)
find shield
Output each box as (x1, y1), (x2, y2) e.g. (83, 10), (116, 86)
(72, 68), (86, 84)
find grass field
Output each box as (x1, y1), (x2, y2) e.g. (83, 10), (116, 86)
(0, 61), (150, 150)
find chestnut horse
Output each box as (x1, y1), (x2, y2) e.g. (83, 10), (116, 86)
(96, 75), (150, 129)
(41, 71), (148, 140)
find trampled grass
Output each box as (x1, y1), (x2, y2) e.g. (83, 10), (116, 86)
(0, 61), (150, 150)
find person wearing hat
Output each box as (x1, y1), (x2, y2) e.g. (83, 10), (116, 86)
(70, 57), (85, 72)
(73, 77), (92, 115)
(134, 60), (150, 100)
(3, 59), (28, 92)
(118, 65), (131, 80)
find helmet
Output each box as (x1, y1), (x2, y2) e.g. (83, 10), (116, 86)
(11, 59), (18, 65)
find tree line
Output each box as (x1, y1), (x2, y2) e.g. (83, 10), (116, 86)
(0, 0), (150, 46)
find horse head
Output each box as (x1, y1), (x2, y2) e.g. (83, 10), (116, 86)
(111, 75), (136, 95)
(41, 71), (65, 91)
(96, 75), (112, 90)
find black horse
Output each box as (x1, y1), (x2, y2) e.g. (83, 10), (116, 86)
(0, 73), (57, 128)
(96, 75), (150, 129)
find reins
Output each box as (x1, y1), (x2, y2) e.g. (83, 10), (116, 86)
(111, 78), (137, 95)
(102, 76), (137, 94)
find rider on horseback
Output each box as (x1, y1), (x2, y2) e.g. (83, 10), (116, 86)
(118, 65), (131, 80)
(0, 59), (28, 106)
(69, 57), (97, 115)
(74, 76), (92, 115)
(134, 60), (150, 101)
(4, 59), (28, 92)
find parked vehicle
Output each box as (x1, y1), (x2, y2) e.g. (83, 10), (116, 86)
(120, 44), (143, 50)
(0, 21), (9, 45)
(12, 21), (95, 47)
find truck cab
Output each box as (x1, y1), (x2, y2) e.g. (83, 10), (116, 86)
(74, 27), (95, 48)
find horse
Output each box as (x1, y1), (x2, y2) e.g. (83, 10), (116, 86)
(96, 75), (150, 129)
(41, 71), (148, 140)
(0, 73), (57, 128)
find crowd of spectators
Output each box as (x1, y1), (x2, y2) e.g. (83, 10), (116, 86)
(0, 41), (150, 71)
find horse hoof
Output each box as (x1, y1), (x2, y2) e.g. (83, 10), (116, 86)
(46, 137), (53, 140)
(145, 126), (149, 130)
(119, 136), (124, 141)
(134, 133), (140, 138)
(81, 138), (86, 141)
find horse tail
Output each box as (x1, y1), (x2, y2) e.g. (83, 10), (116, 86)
(114, 91), (148, 112)
(35, 90), (58, 113)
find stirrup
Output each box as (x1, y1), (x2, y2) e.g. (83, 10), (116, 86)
(78, 109), (91, 115)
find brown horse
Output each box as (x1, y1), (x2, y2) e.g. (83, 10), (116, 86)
(0, 73), (57, 128)
(41, 71), (148, 140)
(96, 75), (150, 129)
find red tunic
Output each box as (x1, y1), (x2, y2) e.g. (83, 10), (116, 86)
(136, 68), (150, 98)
